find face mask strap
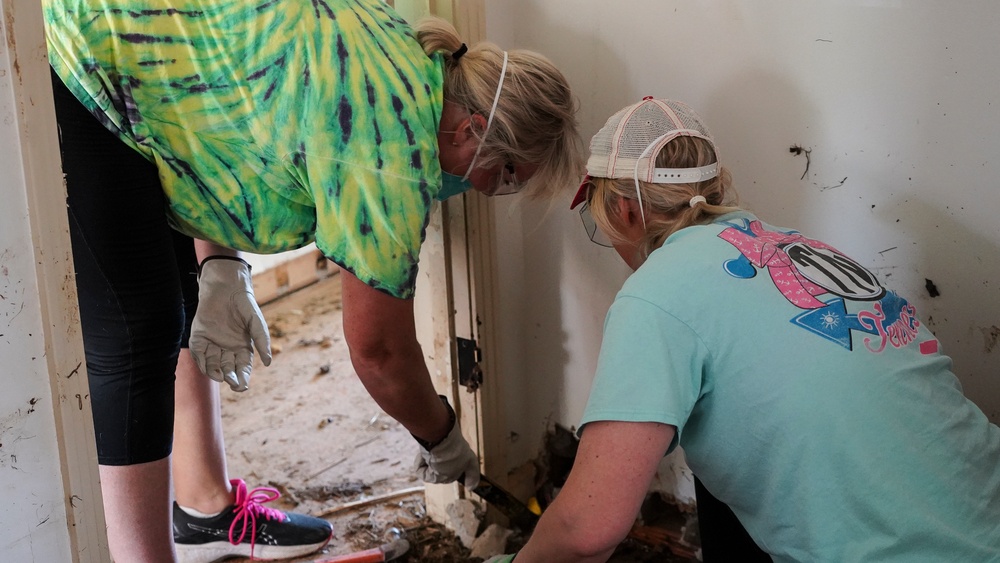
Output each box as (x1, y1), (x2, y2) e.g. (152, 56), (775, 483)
(462, 50), (509, 181)
(632, 136), (667, 230)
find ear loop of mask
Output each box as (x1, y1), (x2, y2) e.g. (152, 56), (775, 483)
(462, 50), (509, 182)
(632, 135), (671, 230)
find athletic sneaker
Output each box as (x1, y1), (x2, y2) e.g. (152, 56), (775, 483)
(174, 479), (333, 562)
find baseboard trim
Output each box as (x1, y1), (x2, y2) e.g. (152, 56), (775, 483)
(252, 249), (338, 306)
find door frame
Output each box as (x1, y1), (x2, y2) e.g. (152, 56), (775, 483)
(399, 0), (508, 522)
(1, 0), (109, 559)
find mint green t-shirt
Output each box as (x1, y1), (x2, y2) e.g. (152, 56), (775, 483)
(44, 0), (444, 298)
(581, 211), (1000, 562)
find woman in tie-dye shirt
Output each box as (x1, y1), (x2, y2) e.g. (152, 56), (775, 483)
(44, 0), (581, 559)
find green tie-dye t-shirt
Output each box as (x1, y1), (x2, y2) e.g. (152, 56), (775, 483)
(44, 0), (444, 298)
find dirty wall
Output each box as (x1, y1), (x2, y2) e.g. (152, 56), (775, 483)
(485, 0), (1000, 504)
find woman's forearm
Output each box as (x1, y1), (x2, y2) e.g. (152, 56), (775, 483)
(514, 421), (677, 563)
(514, 502), (617, 563)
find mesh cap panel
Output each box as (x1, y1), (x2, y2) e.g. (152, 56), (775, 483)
(586, 98), (719, 182)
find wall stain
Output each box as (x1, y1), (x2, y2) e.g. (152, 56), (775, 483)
(3, 4), (20, 79)
(924, 278), (941, 298)
(820, 177), (848, 192)
(981, 326), (1000, 354)
(0, 398), (38, 469)
(789, 145), (812, 179)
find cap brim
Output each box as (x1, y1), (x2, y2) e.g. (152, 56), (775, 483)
(570, 175), (591, 210)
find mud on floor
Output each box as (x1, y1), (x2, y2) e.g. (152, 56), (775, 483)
(220, 274), (696, 562)
(221, 275), (480, 561)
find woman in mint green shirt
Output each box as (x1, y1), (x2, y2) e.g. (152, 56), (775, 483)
(496, 98), (1000, 563)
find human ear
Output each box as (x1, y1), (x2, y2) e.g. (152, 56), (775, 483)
(612, 197), (631, 228)
(467, 112), (488, 136)
(450, 113), (487, 150)
(618, 197), (644, 229)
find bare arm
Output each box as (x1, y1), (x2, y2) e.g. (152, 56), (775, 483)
(515, 421), (676, 563)
(340, 270), (451, 444)
(194, 239), (239, 262)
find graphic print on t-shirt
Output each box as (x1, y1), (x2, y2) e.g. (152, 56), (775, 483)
(718, 218), (932, 353)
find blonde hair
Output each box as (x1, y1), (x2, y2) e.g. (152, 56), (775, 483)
(415, 17), (583, 198)
(586, 136), (740, 260)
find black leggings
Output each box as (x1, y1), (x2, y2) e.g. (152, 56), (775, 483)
(52, 70), (199, 466)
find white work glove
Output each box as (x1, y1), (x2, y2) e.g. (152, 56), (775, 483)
(413, 396), (481, 489)
(189, 256), (271, 392)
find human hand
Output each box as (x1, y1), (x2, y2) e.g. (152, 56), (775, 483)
(413, 399), (480, 489)
(189, 256), (272, 392)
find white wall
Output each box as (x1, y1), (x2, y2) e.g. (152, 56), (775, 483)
(486, 0), (1000, 503)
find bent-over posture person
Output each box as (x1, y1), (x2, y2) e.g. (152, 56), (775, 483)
(43, 0), (582, 560)
(489, 98), (1000, 563)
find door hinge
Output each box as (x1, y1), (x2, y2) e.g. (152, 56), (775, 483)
(457, 337), (483, 392)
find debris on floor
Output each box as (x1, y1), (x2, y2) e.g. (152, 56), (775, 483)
(470, 523), (514, 560)
(499, 424), (701, 562)
(221, 275), (701, 561)
(629, 524), (700, 560)
(445, 498), (482, 549)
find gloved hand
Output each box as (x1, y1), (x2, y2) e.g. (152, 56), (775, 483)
(189, 256), (272, 392)
(484, 555), (517, 563)
(413, 396), (481, 489)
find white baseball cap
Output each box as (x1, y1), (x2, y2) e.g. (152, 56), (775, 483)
(571, 97), (720, 210)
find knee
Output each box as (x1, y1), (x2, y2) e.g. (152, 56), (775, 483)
(82, 305), (185, 377)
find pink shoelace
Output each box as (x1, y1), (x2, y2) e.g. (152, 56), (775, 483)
(227, 478), (287, 560)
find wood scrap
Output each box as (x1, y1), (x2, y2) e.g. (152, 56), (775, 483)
(317, 486), (426, 518)
(628, 524), (698, 559)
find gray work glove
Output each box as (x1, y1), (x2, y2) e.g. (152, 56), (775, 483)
(189, 256), (272, 392)
(413, 396), (481, 489)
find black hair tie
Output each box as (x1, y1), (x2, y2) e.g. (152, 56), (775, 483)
(452, 43), (468, 61)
